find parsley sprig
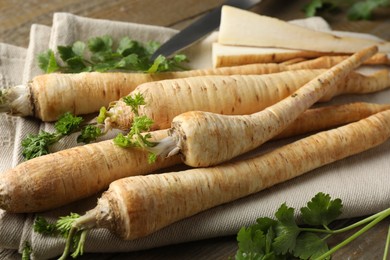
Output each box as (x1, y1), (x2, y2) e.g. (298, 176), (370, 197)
(235, 192), (390, 259)
(112, 93), (158, 163)
(33, 213), (86, 259)
(303, 0), (389, 20)
(38, 36), (188, 74)
(21, 112), (104, 160)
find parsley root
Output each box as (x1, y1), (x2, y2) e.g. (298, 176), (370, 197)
(0, 62), (339, 122)
(213, 43), (389, 67)
(1, 102), (387, 213)
(58, 108), (390, 259)
(274, 102), (390, 139)
(155, 46), (378, 166)
(106, 68), (389, 131)
(0, 130), (181, 213)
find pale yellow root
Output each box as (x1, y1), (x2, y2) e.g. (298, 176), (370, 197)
(165, 46), (378, 167)
(84, 109), (390, 240)
(9, 62), (314, 121)
(0, 130), (181, 213)
(213, 44), (388, 67)
(288, 54), (390, 70)
(275, 102), (390, 139)
(1, 102), (387, 213)
(109, 68), (390, 131)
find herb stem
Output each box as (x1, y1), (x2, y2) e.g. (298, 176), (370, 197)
(330, 208), (390, 234)
(314, 208), (390, 260)
(321, 233), (333, 241)
(58, 226), (77, 260)
(383, 225), (390, 260)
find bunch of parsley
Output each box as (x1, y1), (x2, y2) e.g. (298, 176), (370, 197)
(235, 192), (390, 259)
(38, 35), (188, 74)
(303, 0), (389, 20)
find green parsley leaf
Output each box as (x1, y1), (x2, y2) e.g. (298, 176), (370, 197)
(303, 0), (389, 20)
(56, 213), (81, 238)
(97, 106), (108, 124)
(37, 49), (60, 73)
(113, 132), (134, 148)
(294, 232), (329, 259)
(38, 36), (188, 74)
(58, 45), (76, 62)
(300, 192), (342, 226)
(148, 54), (189, 73)
(234, 193), (390, 259)
(235, 226), (266, 260)
(347, 0), (389, 20)
(122, 93), (146, 115)
(22, 112), (104, 159)
(148, 55), (167, 73)
(77, 125), (103, 144)
(33, 216), (57, 235)
(303, 0), (324, 17)
(144, 41), (160, 55)
(115, 54), (140, 70)
(272, 203), (300, 255)
(22, 241), (32, 260)
(72, 41), (86, 56)
(21, 131), (59, 160)
(88, 36), (113, 53)
(54, 112), (84, 135)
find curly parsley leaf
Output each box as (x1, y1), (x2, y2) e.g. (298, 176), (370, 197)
(33, 216), (57, 235)
(54, 112), (84, 135)
(122, 93), (146, 115)
(38, 36), (188, 73)
(300, 192), (343, 226)
(22, 112), (105, 159)
(21, 131), (60, 160)
(77, 125), (103, 144)
(56, 213), (81, 238)
(113, 93), (158, 162)
(22, 242), (32, 260)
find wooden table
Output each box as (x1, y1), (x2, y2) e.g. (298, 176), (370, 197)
(1, 0), (390, 259)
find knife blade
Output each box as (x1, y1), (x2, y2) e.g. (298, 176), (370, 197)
(150, 0), (262, 60)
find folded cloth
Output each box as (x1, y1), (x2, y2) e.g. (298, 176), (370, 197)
(0, 12), (389, 260)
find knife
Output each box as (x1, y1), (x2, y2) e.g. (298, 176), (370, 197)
(150, 0), (262, 60)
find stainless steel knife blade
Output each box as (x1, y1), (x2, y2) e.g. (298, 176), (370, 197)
(150, 0), (262, 60)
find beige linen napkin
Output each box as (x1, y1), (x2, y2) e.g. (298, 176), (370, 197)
(0, 13), (389, 260)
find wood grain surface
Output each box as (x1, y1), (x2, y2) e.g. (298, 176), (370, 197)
(1, 0), (390, 259)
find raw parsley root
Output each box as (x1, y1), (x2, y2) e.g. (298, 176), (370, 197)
(1, 102), (387, 213)
(54, 108), (390, 259)
(274, 102), (390, 140)
(0, 103), (390, 213)
(152, 46), (378, 167)
(104, 68), (390, 131)
(1, 61), (353, 122)
(212, 43), (390, 68)
(235, 192), (390, 259)
(0, 130), (181, 213)
(38, 35), (188, 74)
